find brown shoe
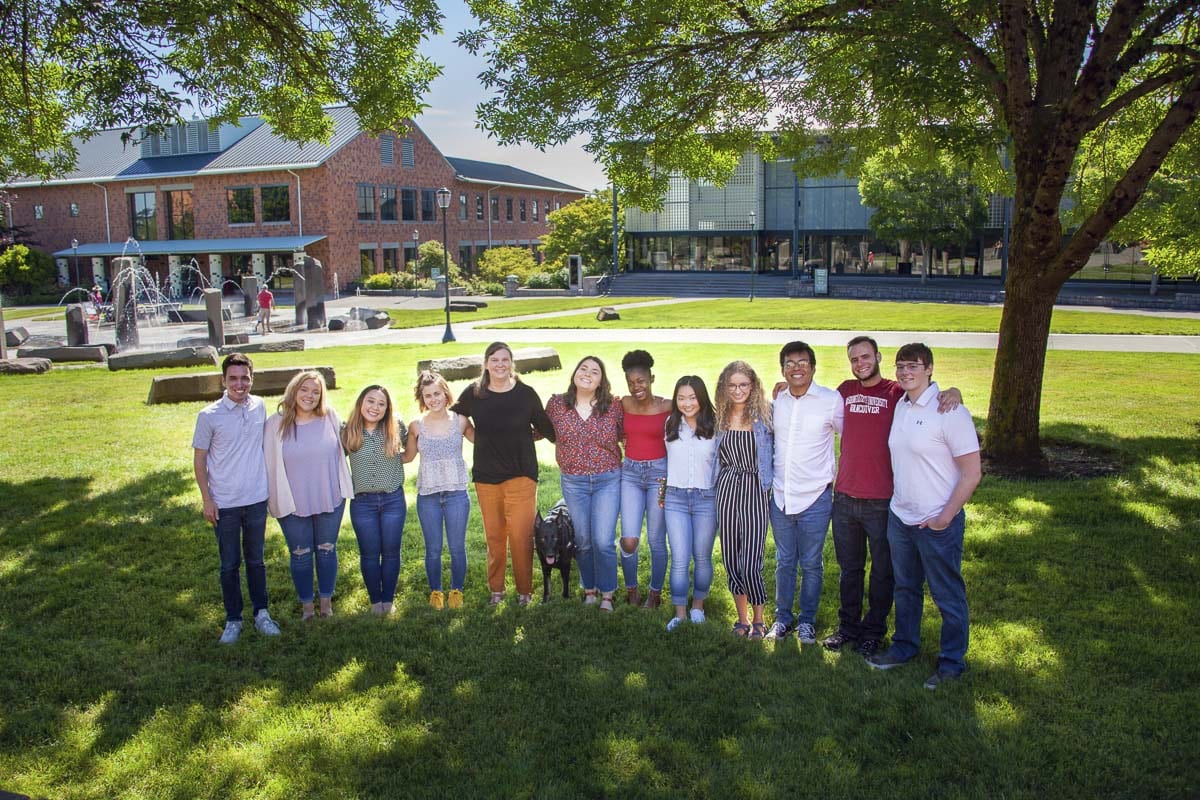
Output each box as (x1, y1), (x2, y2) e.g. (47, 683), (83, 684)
(626, 586), (641, 606)
(642, 589), (662, 609)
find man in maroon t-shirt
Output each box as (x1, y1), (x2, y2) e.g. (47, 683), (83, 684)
(256, 286), (274, 335)
(822, 336), (958, 657)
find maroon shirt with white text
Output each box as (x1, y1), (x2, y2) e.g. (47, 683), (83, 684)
(835, 378), (904, 499)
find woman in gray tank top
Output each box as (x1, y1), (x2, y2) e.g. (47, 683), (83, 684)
(405, 371), (474, 610)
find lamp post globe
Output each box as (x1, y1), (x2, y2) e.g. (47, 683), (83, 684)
(436, 187), (455, 343)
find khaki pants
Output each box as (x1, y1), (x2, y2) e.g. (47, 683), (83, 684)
(474, 477), (537, 595)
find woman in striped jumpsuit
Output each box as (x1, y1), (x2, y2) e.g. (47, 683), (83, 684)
(713, 360), (774, 639)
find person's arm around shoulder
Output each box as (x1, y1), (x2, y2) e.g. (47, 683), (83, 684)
(458, 413), (475, 444)
(936, 386), (963, 413)
(193, 448), (218, 524)
(403, 419), (421, 464)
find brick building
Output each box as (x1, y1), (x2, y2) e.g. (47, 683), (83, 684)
(3, 106), (587, 294)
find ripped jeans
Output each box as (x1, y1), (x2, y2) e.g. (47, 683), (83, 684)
(278, 500), (345, 603)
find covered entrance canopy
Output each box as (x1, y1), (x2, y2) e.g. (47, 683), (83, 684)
(53, 235), (326, 258)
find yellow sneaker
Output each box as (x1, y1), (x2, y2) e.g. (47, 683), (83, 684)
(429, 590), (444, 610)
(447, 589), (463, 609)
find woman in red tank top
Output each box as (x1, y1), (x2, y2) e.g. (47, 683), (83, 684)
(619, 350), (673, 607)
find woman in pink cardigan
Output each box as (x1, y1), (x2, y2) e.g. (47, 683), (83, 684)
(265, 370), (354, 619)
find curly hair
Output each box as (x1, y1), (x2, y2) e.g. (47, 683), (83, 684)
(714, 360), (772, 432)
(621, 349), (654, 374)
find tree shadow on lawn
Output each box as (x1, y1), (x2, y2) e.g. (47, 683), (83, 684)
(4, 424), (1198, 798)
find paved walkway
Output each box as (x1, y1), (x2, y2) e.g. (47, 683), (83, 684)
(10, 295), (1200, 354)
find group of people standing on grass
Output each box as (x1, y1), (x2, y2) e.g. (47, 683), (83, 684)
(194, 333), (981, 689)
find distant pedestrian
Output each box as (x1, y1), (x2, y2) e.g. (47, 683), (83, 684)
(256, 285), (274, 335)
(192, 353), (281, 644)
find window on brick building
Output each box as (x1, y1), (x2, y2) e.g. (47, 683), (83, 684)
(490, 196), (499, 221)
(226, 187), (254, 225)
(262, 185), (290, 223)
(505, 197), (513, 222)
(401, 139), (415, 168)
(532, 200), (539, 221)
(70, 202), (79, 217)
(459, 193), (468, 221)
(476, 194), (484, 220)
(356, 184), (376, 222)
(34, 204), (44, 220)
(380, 187), (398, 222)
(359, 246), (377, 276)
(380, 135), (395, 165)
(129, 191), (157, 238)
(458, 245), (472, 274)
(421, 189), (436, 221)
(167, 190), (194, 239)
(519, 199), (527, 221)
(401, 188), (417, 222)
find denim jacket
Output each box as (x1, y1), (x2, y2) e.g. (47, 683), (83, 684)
(711, 418), (774, 492)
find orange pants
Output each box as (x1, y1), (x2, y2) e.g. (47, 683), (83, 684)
(474, 477), (537, 595)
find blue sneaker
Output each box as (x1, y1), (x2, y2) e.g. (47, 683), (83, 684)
(924, 669), (965, 690)
(666, 616), (685, 632)
(219, 620), (242, 645)
(866, 649), (913, 670)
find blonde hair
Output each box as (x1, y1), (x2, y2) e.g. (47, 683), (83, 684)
(715, 360), (773, 433)
(277, 370), (329, 439)
(414, 370), (453, 411)
(342, 384), (402, 458)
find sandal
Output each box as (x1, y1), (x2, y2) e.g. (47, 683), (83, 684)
(749, 622), (767, 640)
(489, 592), (504, 606)
(599, 595), (614, 612)
(583, 590), (598, 605)
(732, 622), (751, 638)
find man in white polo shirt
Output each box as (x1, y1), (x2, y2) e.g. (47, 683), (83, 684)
(193, 353), (281, 644)
(765, 341), (843, 644)
(866, 343), (980, 688)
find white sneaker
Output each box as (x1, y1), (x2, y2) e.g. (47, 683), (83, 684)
(796, 622), (817, 644)
(689, 608), (706, 624)
(666, 616), (685, 632)
(219, 620), (242, 645)
(254, 609), (281, 636)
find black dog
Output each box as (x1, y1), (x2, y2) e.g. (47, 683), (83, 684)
(534, 500), (577, 601)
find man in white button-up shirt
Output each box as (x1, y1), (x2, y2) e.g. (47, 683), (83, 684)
(765, 341), (844, 644)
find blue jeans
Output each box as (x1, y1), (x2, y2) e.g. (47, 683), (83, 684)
(213, 500), (269, 622)
(769, 486), (833, 628)
(416, 490), (471, 591)
(664, 487), (718, 607)
(887, 509), (969, 675)
(349, 487), (406, 604)
(561, 468), (622, 594)
(278, 500), (345, 603)
(620, 457), (668, 591)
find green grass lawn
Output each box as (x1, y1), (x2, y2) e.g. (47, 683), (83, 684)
(1, 305), (61, 321)
(384, 296), (662, 328)
(484, 297), (1200, 335)
(1, 342), (1198, 798)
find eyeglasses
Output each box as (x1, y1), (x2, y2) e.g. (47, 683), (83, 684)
(895, 362), (926, 373)
(728, 382), (752, 391)
(783, 360), (812, 369)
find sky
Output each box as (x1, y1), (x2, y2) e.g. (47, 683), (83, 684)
(412, 0), (609, 192)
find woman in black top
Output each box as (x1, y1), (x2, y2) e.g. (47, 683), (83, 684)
(451, 342), (556, 606)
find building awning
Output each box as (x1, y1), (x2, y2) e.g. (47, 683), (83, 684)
(53, 235), (327, 258)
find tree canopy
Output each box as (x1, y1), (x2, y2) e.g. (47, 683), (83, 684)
(463, 0), (1200, 472)
(1, 0), (443, 182)
(541, 189), (623, 274)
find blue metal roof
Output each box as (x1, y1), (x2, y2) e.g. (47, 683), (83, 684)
(53, 235), (326, 258)
(445, 157), (585, 193)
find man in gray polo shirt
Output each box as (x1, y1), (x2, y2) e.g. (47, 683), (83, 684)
(193, 353), (281, 643)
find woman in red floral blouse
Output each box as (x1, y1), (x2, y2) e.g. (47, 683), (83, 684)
(546, 355), (625, 611)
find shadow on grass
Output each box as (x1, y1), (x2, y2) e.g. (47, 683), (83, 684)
(2, 425), (1198, 797)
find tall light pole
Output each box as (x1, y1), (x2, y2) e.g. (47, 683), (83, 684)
(436, 187), (455, 343)
(411, 229), (419, 279)
(748, 210), (757, 302)
(71, 238), (79, 287)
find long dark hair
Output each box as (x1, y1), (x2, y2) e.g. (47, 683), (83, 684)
(563, 355), (613, 416)
(666, 375), (715, 441)
(474, 341), (516, 398)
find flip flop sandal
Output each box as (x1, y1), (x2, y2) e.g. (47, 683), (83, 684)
(599, 596), (615, 612)
(732, 622), (751, 638)
(749, 622), (767, 640)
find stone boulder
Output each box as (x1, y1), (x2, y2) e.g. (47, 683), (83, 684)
(147, 365), (337, 404)
(448, 303), (479, 313)
(224, 332), (250, 346)
(4, 326), (29, 347)
(219, 339), (305, 355)
(0, 357), (52, 374)
(346, 307), (392, 329)
(18, 345), (108, 363)
(108, 346), (220, 371)
(595, 307), (621, 321)
(417, 347), (560, 381)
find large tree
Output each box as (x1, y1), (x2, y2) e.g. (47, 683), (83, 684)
(462, 0), (1200, 473)
(541, 189), (624, 274)
(1, 0), (442, 182)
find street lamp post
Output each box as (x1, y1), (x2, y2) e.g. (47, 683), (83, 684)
(436, 187), (455, 343)
(71, 238), (79, 287)
(748, 211), (757, 302)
